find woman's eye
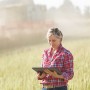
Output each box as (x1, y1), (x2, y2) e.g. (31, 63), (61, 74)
(52, 40), (56, 42)
(49, 40), (56, 42)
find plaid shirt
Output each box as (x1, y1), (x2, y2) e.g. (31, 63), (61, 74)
(39, 44), (74, 87)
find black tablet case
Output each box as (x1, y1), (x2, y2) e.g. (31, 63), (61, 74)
(32, 67), (61, 75)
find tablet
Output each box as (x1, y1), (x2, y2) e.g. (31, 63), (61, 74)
(32, 67), (61, 75)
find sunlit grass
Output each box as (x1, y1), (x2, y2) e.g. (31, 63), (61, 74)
(0, 39), (90, 90)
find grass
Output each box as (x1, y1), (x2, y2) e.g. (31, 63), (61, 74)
(0, 38), (90, 90)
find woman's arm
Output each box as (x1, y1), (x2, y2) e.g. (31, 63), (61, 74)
(62, 52), (74, 81)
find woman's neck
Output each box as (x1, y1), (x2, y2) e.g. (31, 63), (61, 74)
(52, 48), (57, 54)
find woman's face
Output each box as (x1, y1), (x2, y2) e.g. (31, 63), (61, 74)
(48, 34), (61, 50)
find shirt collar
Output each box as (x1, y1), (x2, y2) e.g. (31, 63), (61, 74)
(48, 44), (62, 54)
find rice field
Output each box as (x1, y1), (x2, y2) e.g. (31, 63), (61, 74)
(0, 38), (90, 90)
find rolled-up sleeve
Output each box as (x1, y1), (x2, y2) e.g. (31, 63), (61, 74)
(62, 52), (74, 81)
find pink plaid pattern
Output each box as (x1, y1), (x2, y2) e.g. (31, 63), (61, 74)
(40, 44), (74, 86)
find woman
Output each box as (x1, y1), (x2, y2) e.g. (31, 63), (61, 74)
(37, 27), (74, 90)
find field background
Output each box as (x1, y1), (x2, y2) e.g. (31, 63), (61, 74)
(0, 0), (90, 89)
(0, 38), (90, 90)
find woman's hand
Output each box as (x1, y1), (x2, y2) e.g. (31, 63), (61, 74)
(37, 72), (46, 79)
(44, 69), (59, 78)
(44, 69), (64, 79)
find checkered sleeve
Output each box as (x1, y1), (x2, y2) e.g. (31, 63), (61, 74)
(62, 52), (74, 81)
(38, 50), (52, 80)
